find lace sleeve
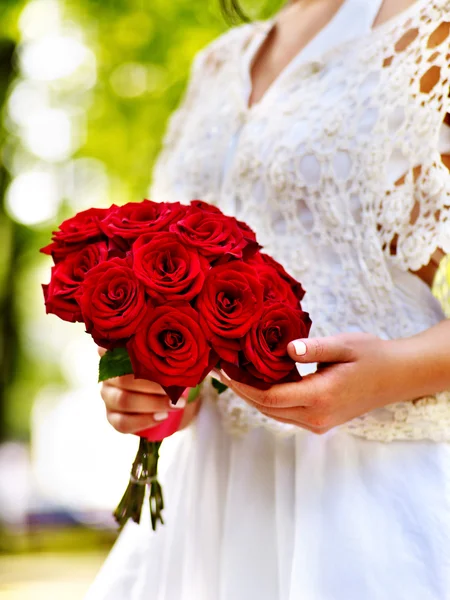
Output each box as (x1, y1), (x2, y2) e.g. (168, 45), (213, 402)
(385, 152), (450, 271)
(375, 16), (450, 271)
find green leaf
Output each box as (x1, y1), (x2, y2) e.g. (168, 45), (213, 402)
(211, 377), (228, 395)
(98, 347), (134, 383)
(187, 384), (202, 404)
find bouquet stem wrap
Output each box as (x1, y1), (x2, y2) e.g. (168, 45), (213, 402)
(114, 438), (164, 530)
(114, 392), (190, 530)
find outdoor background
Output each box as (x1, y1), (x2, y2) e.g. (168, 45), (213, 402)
(0, 0), (449, 598)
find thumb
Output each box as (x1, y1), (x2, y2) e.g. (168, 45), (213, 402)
(287, 336), (354, 364)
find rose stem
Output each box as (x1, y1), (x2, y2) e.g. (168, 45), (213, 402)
(148, 441), (164, 531)
(114, 437), (151, 529)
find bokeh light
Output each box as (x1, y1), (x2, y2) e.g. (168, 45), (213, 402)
(20, 35), (92, 82)
(110, 62), (148, 98)
(7, 80), (49, 127)
(18, 0), (63, 41)
(23, 108), (75, 161)
(5, 169), (60, 225)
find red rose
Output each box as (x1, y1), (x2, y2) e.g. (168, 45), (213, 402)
(78, 257), (147, 348)
(40, 207), (110, 263)
(127, 303), (216, 403)
(189, 200), (223, 214)
(250, 253), (305, 303)
(235, 218), (260, 250)
(43, 242), (108, 322)
(249, 259), (300, 307)
(132, 232), (208, 302)
(197, 261), (264, 364)
(221, 302), (312, 388)
(100, 199), (187, 250)
(170, 206), (255, 262)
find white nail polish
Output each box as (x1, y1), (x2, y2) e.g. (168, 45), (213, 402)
(219, 370), (231, 383)
(293, 340), (307, 356)
(154, 412), (169, 421)
(170, 398), (186, 409)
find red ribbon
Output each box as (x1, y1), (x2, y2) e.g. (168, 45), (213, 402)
(137, 409), (185, 442)
(136, 387), (189, 441)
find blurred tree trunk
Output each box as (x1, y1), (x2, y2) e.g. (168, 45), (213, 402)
(0, 38), (17, 441)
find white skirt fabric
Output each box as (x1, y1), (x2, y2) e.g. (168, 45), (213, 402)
(85, 399), (450, 600)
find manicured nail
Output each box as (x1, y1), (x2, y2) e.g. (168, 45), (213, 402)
(154, 412), (169, 421)
(219, 370), (232, 384)
(170, 398), (186, 409)
(292, 340), (307, 356)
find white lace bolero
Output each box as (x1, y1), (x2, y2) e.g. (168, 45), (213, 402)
(151, 0), (450, 442)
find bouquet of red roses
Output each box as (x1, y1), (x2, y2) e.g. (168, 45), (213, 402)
(41, 199), (311, 530)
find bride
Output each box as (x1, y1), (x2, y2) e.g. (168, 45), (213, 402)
(86, 0), (450, 598)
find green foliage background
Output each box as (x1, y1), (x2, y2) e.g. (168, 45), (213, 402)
(0, 0), (448, 441)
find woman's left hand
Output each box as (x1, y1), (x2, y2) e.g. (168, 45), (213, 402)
(217, 332), (422, 435)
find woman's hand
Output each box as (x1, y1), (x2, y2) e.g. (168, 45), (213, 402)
(217, 329), (450, 435)
(98, 348), (200, 434)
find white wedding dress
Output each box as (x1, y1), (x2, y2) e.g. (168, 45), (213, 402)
(86, 1), (450, 598)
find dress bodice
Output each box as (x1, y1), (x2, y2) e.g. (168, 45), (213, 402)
(151, 0), (450, 441)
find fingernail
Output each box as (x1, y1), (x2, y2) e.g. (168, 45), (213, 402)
(154, 412), (169, 421)
(219, 370), (232, 384)
(292, 340), (307, 356)
(170, 398), (186, 409)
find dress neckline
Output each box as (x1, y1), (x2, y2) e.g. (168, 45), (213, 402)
(241, 0), (428, 113)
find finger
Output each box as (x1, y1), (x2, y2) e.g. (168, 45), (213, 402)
(217, 371), (263, 404)
(98, 346), (107, 357)
(211, 368), (223, 380)
(287, 336), (355, 364)
(104, 374), (166, 395)
(107, 411), (170, 435)
(258, 404), (334, 432)
(257, 406), (333, 435)
(101, 384), (185, 413)
(219, 370), (321, 409)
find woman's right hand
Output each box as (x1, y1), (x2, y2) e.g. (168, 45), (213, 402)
(98, 348), (200, 434)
